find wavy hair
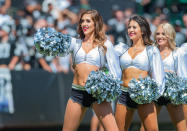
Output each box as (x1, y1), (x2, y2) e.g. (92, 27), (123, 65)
(128, 15), (153, 46)
(154, 23), (176, 51)
(77, 10), (107, 50)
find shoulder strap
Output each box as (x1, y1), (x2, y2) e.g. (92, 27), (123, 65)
(120, 48), (129, 57)
(119, 43), (129, 57)
(119, 45), (129, 71)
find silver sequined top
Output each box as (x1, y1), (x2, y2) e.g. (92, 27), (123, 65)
(119, 47), (149, 71)
(164, 43), (187, 78)
(69, 37), (121, 79)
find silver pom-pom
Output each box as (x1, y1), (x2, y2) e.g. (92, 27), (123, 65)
(85, 69), (122, 104)
(34, 27), (71, 56)
(163, 72), (187, 105)
(128, 77), (160, 104)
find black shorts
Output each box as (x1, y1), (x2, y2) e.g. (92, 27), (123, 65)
(117, 91), (138, 109)
(70, 88), (97, 107)
(155, 96), (171, 106)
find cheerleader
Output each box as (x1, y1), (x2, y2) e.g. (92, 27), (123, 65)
(141, 23), (187, 131)
(34, 10), (121, 131)
(114, 15), (165, 131)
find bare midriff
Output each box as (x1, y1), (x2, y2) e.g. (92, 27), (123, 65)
(122, 67), (149, 87)
(73, 63), (100, 86)
(0, 65), (8, 68)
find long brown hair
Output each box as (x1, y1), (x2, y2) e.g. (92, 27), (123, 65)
(128, 15), (153, 46)
(77, 10), (106, 50)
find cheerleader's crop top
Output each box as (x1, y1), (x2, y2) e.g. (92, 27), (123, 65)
(119, 47), (149, 71)
(114, 42), (165, 94)
(163, 43), (187, 78)
(163, 52), (175, 72)
(73, 45), (102, 67)
(68, 37), (121, 79)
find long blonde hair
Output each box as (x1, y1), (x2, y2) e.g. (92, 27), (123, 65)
(77, 10), (107, 51)
(154, 23), (176, 51)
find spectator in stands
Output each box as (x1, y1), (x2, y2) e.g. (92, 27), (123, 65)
(107, 9), (126, 44)
(67, 0), (80, 14)
(0, 0), (16, 42)
(0, 27), (19, 70)
(42, 0), (71, 20)
(150, 16), (161, 39)
(0, 0), (11, 15)
(80, 0), (91, 12)
(174, 20), (186, 47)
(13, 10), (35, 70)
(24, 0), (43, 21)
(123, 8), (133, 45)
(61, 8), (78, 25)
(55, 8), (78, 32)
(181, 14), (187, 42)
(49, 55), (71, 74)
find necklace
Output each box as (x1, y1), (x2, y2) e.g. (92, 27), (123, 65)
(133, 46), (144, 52)
(133, 47), (139, 52)
(163, 52), (168, 57)
(85, 42), (92, 47)
(160, 46), (171, 57)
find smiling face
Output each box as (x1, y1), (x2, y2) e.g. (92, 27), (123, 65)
(155, 25), (168, 47)
(128, 20), (142, 42)
(80, 14), (95, 37)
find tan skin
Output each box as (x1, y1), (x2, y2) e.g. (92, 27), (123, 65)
(140, 25), (187, 131)
(62, 13), (119, 131)
(183, 105), (187, 126)
(115, 20), (158, 131)
(90, 113), (105, 131)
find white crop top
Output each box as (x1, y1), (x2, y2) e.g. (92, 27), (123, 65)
(119, 48), (149, 71)
(68, 37), (122, 79)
